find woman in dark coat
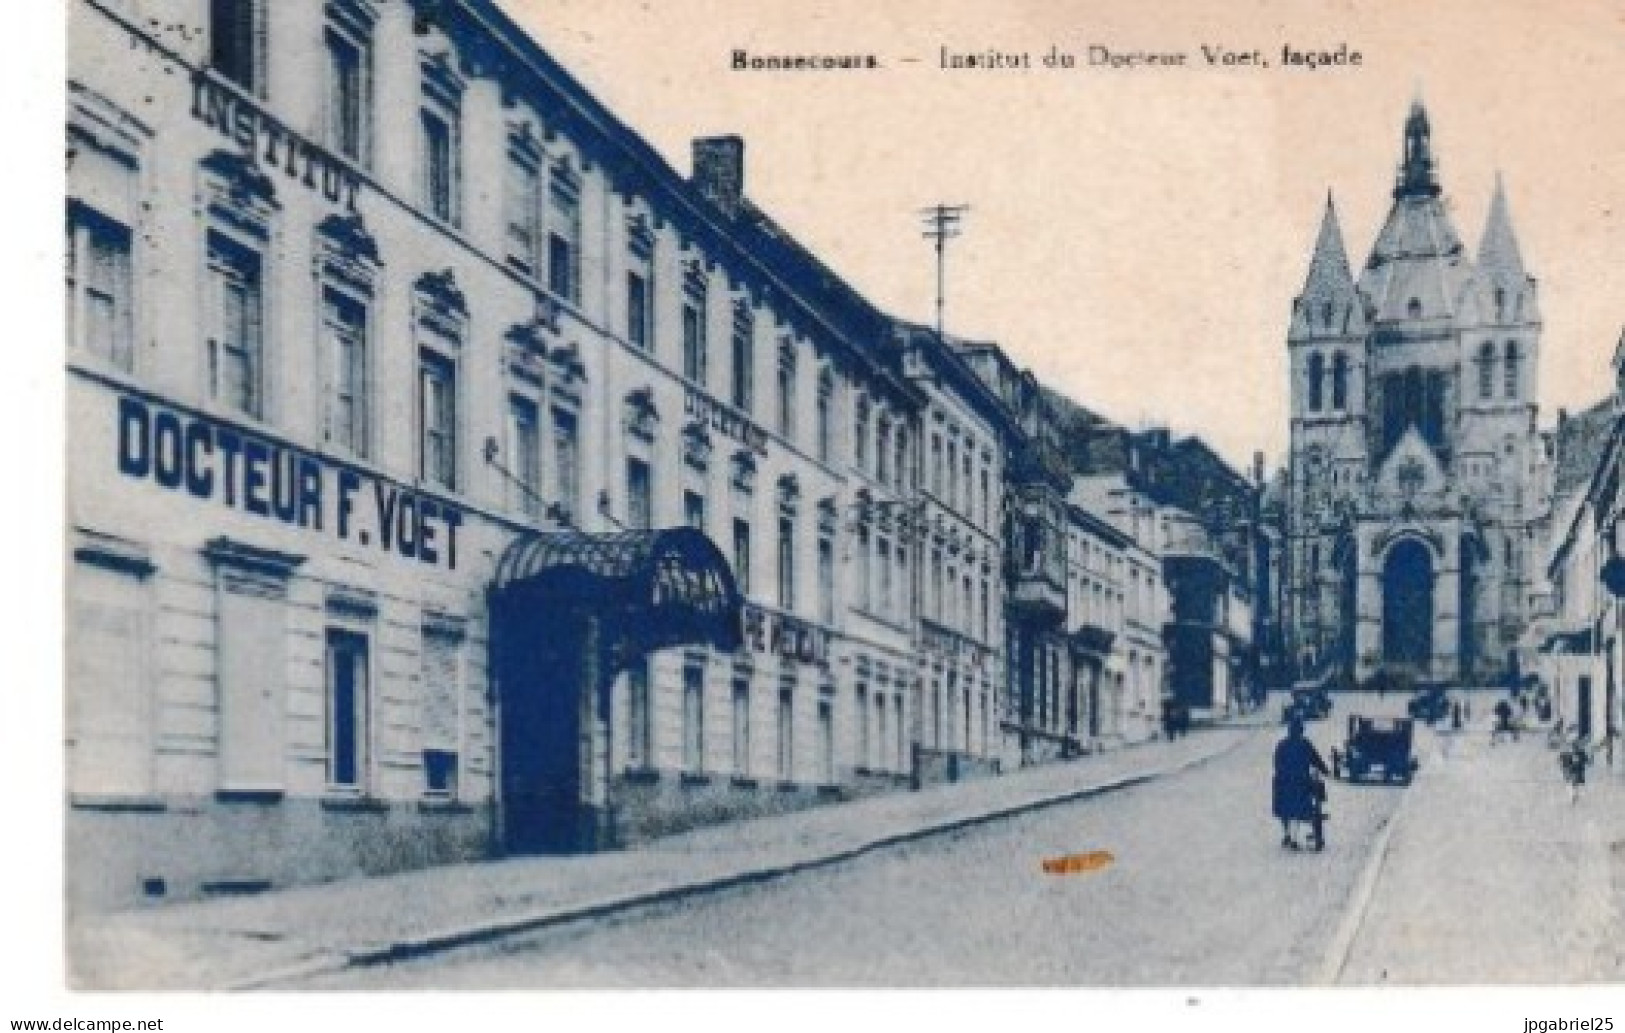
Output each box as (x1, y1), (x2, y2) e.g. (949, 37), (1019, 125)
(1273, 717), (1329, 850)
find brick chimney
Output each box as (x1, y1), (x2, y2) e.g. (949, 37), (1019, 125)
(692, 136), (745, 218)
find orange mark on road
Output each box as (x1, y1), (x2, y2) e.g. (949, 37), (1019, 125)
(1041, 850), (1114, 875)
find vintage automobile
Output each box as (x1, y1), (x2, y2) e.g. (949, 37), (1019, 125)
(1332, 714), (1418, 783)
(1406, 687), (1450, 724)
(1284, 684), (1334, 722)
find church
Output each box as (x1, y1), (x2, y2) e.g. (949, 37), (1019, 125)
(1284, 100), (1547, 687)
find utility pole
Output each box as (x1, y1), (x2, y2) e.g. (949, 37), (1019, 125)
(920, 204), (969, 341)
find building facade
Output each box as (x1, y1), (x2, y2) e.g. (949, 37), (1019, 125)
(66, 0), (954, 909)
(895, 325), (1010, 781)
(1284, 100), (1548, 687)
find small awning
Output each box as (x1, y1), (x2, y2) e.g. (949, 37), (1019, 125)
(495, 528), (743, 652)
(1540, 626), (1596, 656)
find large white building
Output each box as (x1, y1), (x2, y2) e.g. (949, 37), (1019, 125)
(68, 0), (1136, 911)
(65, 0), (971, 909)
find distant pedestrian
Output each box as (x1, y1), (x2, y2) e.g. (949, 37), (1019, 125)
(1492, 698), (1516, 744)
(1560, 736), (1591, 805)
(1451, 700), (1462, 730)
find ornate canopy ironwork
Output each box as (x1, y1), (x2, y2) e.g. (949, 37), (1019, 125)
(494, 528), (743, 653)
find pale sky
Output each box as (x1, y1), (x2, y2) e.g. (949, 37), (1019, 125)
(502, 0), (1625, 471)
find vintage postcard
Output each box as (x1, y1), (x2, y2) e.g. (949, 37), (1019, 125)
(22, 0), (1625, 1023)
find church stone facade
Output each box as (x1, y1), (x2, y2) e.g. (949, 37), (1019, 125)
(1285, 101), (1547, 687)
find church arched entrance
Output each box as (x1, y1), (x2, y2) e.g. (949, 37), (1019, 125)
(1382, 539), (1434, 668)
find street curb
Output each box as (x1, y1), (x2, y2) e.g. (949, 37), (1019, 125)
(226, 730), (1253, 991)
(1312, 738), (1416, 985)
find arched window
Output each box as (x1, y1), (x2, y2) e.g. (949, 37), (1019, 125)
(1331, 352), (1349, 410)
(1477, 342), (1495, 400)
(1407, 298), (1423, 319)
(1321, 301), (1334, 329)
(1504, 341), (1520, 398)
(1307, 352), (1324, 412)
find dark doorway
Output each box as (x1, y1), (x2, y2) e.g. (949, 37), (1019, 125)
(1382, 539), (1434, 668)
(1578, 675), (1593, 740)
(492, 529), (742, 854)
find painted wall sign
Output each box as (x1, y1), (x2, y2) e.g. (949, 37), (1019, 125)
(685, 387), (769, 456)
(190, 71), (363, 212)
(114, 394), (463, 570)
(741, 603), (831, 667)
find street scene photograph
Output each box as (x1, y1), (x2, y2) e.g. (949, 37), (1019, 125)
(19, 0), (1625, 1024)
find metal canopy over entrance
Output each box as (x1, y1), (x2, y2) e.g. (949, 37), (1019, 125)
(495, 527), (743, 655)
(492, 528), (743, 854)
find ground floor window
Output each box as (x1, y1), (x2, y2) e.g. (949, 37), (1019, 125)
(683, 661), (705, 773)
(326, 629), (370, 791)
(628, 659), (652, 770)
(732, 676), (751, 775)
(817, 695), (835, 784)
(777, 682), (794, 781)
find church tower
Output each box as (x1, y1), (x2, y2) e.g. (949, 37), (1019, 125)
(1284, 100), (1545, 687)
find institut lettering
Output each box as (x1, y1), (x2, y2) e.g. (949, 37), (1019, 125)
(190, 71), (362, 211)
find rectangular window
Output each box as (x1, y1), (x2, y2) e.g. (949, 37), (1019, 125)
(325, 25), (369, 164)
(777, 352), (796, 439)
(855, 684), (870, 770)
(627, 271), (650, 350)
(818, 697), (835, 785)
(628, 659), (651, 769)
(505, 155), (540, 273)
(894, 696), (905, 772)
(730, 319), (753, 411)
(877, 424), (891, 482)
(816, 380), (832, 463)
(683, 663), (705, 773)
(552, 409), (579, 522)
(777, 685), (794, 781)
(682, 299), (707, 383)
(323, 288), (369, 456)
(66, 206), (133, 370)
(732, 678), (751, 776)
(418, 350), (457, 489)
(207, 232), (264, 419)
(507, 395), (541, 519)
(856, 528), (871, 612)
(875, 692), (888, 772)
(777, 517), (796, 611)
(684, 489), (707, 533)
(732, 519), (752, 596)
(897, 549), (909, 622)
(818, 537), (835, 625)
(878, 539), (892, 619)
(421, 629), (461, 797)
(67, 562), (152, 796)
(420, 107), (458, 226)
(209, 0), (260, 94)
(548, 169), (581, 303)
(325, 629), (370, 790)
(627, 458), (653, 531)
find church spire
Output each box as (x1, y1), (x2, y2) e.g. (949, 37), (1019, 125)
(1302, 191), (1356, 299)
(1394, 97), (1440, 199)
(1477, 173), (1528, 286)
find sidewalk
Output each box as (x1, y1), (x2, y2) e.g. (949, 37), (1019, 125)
(1331, 714), (1625, 983)
(68, 721), (1259, 991)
